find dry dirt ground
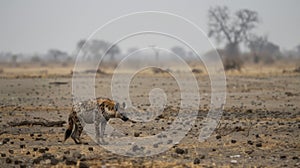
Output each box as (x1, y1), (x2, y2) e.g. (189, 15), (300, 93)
(0, 66), (299, 167)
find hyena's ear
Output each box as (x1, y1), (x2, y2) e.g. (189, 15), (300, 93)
(114, 102), (120, 111)
(122, 102), (126, 109)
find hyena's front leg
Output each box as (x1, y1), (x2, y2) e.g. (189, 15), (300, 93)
(96, 103), (109, 144)
(100, 119), (107, 144)
(94, 112), (101, 144)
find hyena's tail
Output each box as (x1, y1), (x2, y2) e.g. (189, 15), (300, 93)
(64, 112), (74, 142)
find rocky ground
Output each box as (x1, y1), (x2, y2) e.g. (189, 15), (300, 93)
(0, 70), (299, 167)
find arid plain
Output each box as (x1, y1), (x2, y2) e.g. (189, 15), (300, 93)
(0, 63), (299, 167)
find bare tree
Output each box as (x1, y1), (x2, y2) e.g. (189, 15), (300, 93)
(31, 55), (41, 63)
(150, 45), (160, 62)
(11, 55), (17, 63)
(47, 49), (68, 62)
(89, 40), (108, 59)
(296, 45), (300, 57)
(11, 54), (18, 66)
(208, 6), (259, 70)
(77, 39), (86, 51)
(248, 35), (281, 64)
(107, 44), (120, 62)
(78, 39), (108, 61)
(77, 39), (122, 63)
(248, 35), (268, 63)
(171, 46), (186, 58)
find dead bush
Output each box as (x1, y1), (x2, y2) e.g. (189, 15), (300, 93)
(192, 68), (203, 74)
(294, 66), (300, 73)
(223, 58), (242, 71)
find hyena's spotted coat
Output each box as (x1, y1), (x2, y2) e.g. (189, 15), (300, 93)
(64, 97), (128, 144)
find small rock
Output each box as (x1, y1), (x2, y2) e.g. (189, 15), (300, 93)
(134, 132), (140, 137)
(64, 150), (70, 154)
(132, 145), (140, 152)
(6, 158), (12, 164)
(230, 155), (241, 158)
(79, 162), (89, 168)
(42, 153), (55, 159)
(73, 152), (82, 159)
(39, 148), (46, 153)
(167, 140), (173, 144)
(153, 143), (159, 148)
(231, 160), (237, 164)
(8, 149), (14, 154)
(216, 135), (221, 139)
(88, 147), (93, 151)
(280, 155), (287, 159)
(175, 148), (185, 155)
(1, 153), (6, 157)
(246, 109), (252, 113)
(35, 138), (46, 141)
(33, 157), (42, 164)
(33, 147), (38, 151)
(20, 144), (26, 148)
(247, 140), (253, 145)
(3, 138), (10, 144)
(193, 158), (200, 164)
(65, 157), (77, 165)
(44, 159), (51, 164)
(245, 150), (254, 155)
(231, 140), (237, 144)
(50, 158), (59, 165)
(256, 143), (262, 147)
(33, 153), (55, 164)
(14, 160), (22, 165)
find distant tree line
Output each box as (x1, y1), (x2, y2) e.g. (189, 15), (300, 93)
(0, 5), (300, 70)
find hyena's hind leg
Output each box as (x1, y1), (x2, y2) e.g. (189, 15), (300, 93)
(71, 116), (84, 144)
(100, 118), (107, 144)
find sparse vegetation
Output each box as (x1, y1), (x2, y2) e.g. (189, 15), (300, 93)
(208, 6), (259, 71)
(192, 68), (203, 74)
(0, 3), (299, 167)
(151, 67), (168, 74)
(294, 66), (300, 73)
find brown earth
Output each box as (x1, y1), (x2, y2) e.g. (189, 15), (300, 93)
(0, 65), (299, 167)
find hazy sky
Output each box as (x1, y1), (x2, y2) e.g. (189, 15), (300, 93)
(0, 0), (299, 54)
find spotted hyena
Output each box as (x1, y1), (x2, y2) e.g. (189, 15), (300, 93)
(64, 97), (129, 144)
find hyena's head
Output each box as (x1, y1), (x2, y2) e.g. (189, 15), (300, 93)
(114, 102), (129, 121)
